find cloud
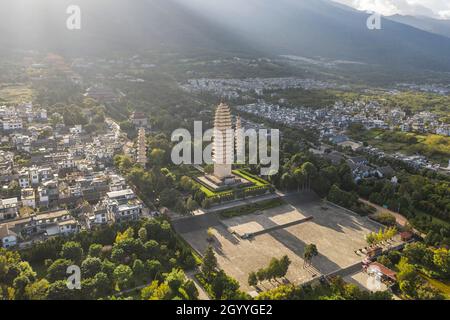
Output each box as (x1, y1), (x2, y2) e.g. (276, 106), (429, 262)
(332, 0), (450, 19)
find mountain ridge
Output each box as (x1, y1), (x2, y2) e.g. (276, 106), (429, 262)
(0, 0), (450, 74)
(387, 14), (450, 38)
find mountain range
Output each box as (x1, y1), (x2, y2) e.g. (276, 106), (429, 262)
(0, 0), (450, 75)
(387, 14), (450, 38)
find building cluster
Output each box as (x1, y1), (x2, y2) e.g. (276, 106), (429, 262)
(239, 100), (449, 171)
(1, 103), (47, 132)
(238, 100), (449, 138)
(396, 83), (450, 95)
(180, 77), (340, 100)
(0, 104), (148, 249)
(0, 180), (145, 249)
(399, 111), (449, 136)
(0, 165), (146, 249)
(319, 150), (397, 183)
(84, 85), (122, 104)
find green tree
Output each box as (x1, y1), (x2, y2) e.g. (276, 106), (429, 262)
(301, 162), (317, 190)
(186, 197), (199, 212)
(211, 270), (241, 300)
(145, 260), (162, 280)
(13, 275), (30, 300)
(81, 257), (102, 278)
(182, 280), (199, 300)
(138, 227), (148, 242)
(141, 280), (160, 300)
(149, 282), (171, 300)
(248, 272), (258, 287)
(101, 259), (116, 278)
(88, 244), (103, 257)
(132, 259), (146, 280)
(47, 259), (72, 282)
(397, 258), (420, 298)
(47, 280), (77, 300)
(115, 227), (134, 244)
(180, 176), (194, 191)
(304, 244), (318, 266)
(201, 246), (217, 280)
(60, 241), (84, 263)
(165, 268), (185, 292)
(149, 148), (166, 167)
(24, 279), (49, 300)
(94, 272), (113, 297)
(278, 255), (291, 278)
(113, 265), (134, 291)
(433, 248), (450, 276)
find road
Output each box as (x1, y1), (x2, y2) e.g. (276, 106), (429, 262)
(359, 198), (424, 236)
(359, 198), (408, 227)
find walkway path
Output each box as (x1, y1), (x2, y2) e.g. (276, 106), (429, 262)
(186, 269), (210, 300)
(359, 198), (424, 236)
(188, 193), (280, 217)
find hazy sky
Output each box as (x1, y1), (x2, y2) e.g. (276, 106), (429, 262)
(333, 0), (450, 19)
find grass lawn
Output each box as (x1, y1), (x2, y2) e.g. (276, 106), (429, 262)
(196, 169), (270, 199)
(232, 169), (270, 187)
(420, 273), (450, 298)
(199, 185), (216, 198)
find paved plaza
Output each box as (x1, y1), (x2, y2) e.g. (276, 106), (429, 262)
(179, 192), (384, 292)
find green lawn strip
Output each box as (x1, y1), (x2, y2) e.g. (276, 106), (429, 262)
(199, 185), (216, 198)
(197, 170), (270, 199)
(198, 185), (235, 198)
(232, 169), (270, 187)
(219, 198), (285, 219)
(419, 272), (450, 298)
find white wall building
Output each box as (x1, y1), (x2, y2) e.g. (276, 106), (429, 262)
(0, 225), (17, 248)
(2, 118), (23, 131)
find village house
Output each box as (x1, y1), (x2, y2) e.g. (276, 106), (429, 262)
(1, 209), (79, 245)
(0, 198), (19, 221)
(0, 224), (17, 248)
(85, 202), (112, 228)
(1, 117), (23, 131)
(105, 189), (143, 223)
(129, 111), (148, 127)
(323, 151), (345, 165)
(21, 188), (36, 209)
(38, 180), (59, 208)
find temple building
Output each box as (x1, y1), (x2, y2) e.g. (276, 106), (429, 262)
(235, 116), (245, 164)
(136, 128), (147, 167)
(196, 103), (252, 191)
(213, 103), (234, 179)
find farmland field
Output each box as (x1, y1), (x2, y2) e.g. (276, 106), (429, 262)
(350, 129), (450, 166)
(0, 85), (34, 104)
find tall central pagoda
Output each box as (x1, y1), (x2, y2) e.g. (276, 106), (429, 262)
(213, 103), (234, 179)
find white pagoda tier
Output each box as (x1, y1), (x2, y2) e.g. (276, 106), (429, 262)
(213, 103), (234, 179)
